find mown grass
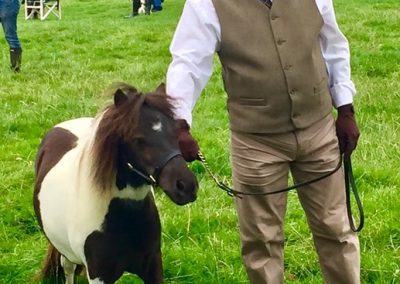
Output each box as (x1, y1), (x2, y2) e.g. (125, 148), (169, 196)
(0, 0), (399, 283)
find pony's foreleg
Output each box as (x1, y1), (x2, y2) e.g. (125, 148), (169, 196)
(142, 251), (163, 284)
(60, 255), (77, 284)
(86, 272), (106, 284)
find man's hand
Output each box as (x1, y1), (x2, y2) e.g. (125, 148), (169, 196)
(335, 104), (360, 157)
(176, 119), (200, 162)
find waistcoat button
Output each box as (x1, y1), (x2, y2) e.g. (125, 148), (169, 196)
(284, 64), (292, 70)
(277, 39), (286, 45)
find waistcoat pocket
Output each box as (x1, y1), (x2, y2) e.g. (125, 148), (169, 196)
(239, 97), (268, 106)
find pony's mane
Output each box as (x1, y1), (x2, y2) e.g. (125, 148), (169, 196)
(91, 82), (175, 191)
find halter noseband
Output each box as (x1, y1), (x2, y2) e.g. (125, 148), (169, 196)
(126, 149), (182, 186)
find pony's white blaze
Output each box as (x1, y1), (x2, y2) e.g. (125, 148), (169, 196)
(152, 120), (163, 132)
(38, 117), (152, 266)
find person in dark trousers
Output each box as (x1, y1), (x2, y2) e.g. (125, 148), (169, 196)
(0, 0), (22, 72)
(166, 0), (361, 283)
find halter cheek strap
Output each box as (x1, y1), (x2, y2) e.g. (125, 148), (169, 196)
(153, 149), (183, 179)
(126, 162), (157, 185)
(126, 149), (182, 186)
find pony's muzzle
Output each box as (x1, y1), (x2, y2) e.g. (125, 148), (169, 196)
(175, 178), (198, 204)
(158, 156), (198, 205)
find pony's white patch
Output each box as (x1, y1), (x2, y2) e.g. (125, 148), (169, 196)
(152, 120), (163, 132)
(56, 117), (94, 138)
(114, 184), (152, 201)
(138, 0), (146, 14)
(39, 144), (109, 264)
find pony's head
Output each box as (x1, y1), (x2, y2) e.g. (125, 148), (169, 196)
(92, 83), (198, 205)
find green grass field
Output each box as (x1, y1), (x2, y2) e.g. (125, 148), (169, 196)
(0, 0), (399, 283)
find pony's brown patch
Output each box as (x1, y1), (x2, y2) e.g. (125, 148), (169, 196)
(34, 127), (78, 228)
(84, 196), (162, 283)
(91, 83), (175, 191)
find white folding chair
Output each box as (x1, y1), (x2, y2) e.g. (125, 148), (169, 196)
(25, 0), (61, 20)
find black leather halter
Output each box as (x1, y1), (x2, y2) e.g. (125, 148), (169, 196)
(126, 149), (182, 186)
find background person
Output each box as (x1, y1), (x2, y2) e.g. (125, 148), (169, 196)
(0, 0), (22, 72)
(166, 0), (360, 283)
(151, 0), (162, 12)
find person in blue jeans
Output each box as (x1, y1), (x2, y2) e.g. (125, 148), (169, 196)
(0, 0), (22, 72)
(151, 0), (162, 12)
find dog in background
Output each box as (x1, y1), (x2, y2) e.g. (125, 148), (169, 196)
(132, 0), (150, 16)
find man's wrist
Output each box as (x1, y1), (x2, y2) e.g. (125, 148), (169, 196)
(176, 119), (190, 131)
(337, 104), (355, 115)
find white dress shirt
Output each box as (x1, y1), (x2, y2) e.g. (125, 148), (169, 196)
(166, 0), (356, 125)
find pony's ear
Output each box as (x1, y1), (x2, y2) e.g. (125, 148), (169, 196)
(114, 89), (128, 107)
(155, 83), (166, 95)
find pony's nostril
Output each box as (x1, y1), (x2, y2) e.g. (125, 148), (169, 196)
(176, 180), (185, 191)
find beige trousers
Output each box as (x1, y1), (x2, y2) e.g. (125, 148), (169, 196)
(231, 114), (360, 284)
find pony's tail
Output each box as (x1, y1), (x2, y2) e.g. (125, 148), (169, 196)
(34, 243), (65, 284)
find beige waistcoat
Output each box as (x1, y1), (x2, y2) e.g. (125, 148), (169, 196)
(212, 0), (333, 133)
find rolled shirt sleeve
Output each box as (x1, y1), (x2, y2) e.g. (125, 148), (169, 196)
(166, 0), (220, 126)
(317, 0), (356, 108)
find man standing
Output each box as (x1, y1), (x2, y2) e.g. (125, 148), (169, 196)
(0, 0), (22, 72)
(167, 0), (360, 283)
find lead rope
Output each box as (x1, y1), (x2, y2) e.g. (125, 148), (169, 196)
(198, 150), (364, 232)
(344, 156), (364, 232)
(197, 151), (237, 197)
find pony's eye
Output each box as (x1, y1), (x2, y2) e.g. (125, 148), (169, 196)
(133, 138), (146, 146)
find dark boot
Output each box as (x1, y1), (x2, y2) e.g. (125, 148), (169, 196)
(10, 48), (22, 72)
